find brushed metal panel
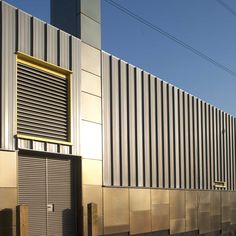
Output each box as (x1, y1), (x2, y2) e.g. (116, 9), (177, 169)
(157, 79), (163, 187)
(162, 82), (169, 188)
(81, 70), (101, 97)
(81, 120), (102, 160)
(198, 100), (203, 189)
(81, 14), (101, 49)
(211, 192), (221, 231)
(103, 188), (129, 235)
(184, 93), (190, 189)
(129, 189), (151, 234)
(151, 189), (170, 231)
(136, 68), (143, 187)
(18, 10), (31, 55)
(174, 88), (180, 188)
(120, 60), (128, 187)
(193, 97), (199, 189)
(128, 65), (137, 187)
(0, 151), (17, 188)
(170, 219), (185, 234)
(169, 86), (175, 189)
(198, 212), (211, 234)
(81, 42), (101, 76)
(32, 18), (45, 59)
(186, 191), (198, 232)
(81, 0), (101, 23)
(111, 57), (120, 186)
(1, 2), (17, 150)
(221, 192), (231, 224)
(32, 141), (45, 151)
(82, 159), (102, 185)
(170, 190), (185, 219)
(70, 36), (81, 156)
(81, 92), (101, 124)
(46, 24), (58, 65)
(59, 30), (70, 69)
(83, 185), (103, 236)
(150, 75), (157, 187)
(189, 96), (194, 189)
(202, 102), (206, 190)
(102, 52), (111, 185)
(143, 71), (150, 187)
(230, 192), (236, 224)
(18, 139), (31, 149)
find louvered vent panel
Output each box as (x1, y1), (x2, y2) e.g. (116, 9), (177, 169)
(17, 62), (69, 141)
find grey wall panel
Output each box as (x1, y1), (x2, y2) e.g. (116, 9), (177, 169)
(71, 36), (81, 156)
(102, 53), (111, 185)
(46, 24), (58, 65)
(120, 61), (128, 186)
(1, 2), (17, 150)
(136, 69), (143, 187)
(143, 72), (150, 187)
(194, 98), (199, 189)
(150, 75), (157, 188)
(174, 88), (180, 188)
(18, 10), (31, 55)
(189, 96), (194, 189)
(162, 82), (169, 188)
(157, 80), (163, 188)
(32, 18), (45, 60)
(111, 57), (120, 186)
(59, 31), (70, 69)
(184, 93), (189, 189)
(128, 65), (136, 187)
(169, 86), (174, 189)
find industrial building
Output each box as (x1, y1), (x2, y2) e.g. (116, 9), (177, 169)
(0, 0), (236, 235)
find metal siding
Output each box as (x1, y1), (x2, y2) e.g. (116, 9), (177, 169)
(1, 2), (16, 150)
(162, 82), (169, 188)
(120, 61), (128, 186)
(59, 31), (70, 69)
(18, 10), (31, 55)
(102, 53), (111, 185)
(202, 102), (206, 190)
(198, 100), (203, 189)
(227, 114), (230, 190)
(143, 72), (150, 187)
(184, 93), (189, 189)
(32, 18), (45, 60)
(111, 57), (120, 186)
(156, 79), (163, 187)
(128, 65), (136, 187)
(32, 141), (45, 151)
(189, 96), (194, 189)
(206, 104), (210, 189)
(150, 75), (157, 187)
(71, 36), (81, 156)
(210, 106), (214, 189)
(174, 88), (180, 188)
(194, 97), (199, 189)
(46, 24), (58, 65)
(220, 110), (224, 182)
(217, 109), (221, 182)
(169, 86), (174, 189)
(136, 68), (143, 187)
(233, 118), (235, 190)
(213, 108), (217, 184)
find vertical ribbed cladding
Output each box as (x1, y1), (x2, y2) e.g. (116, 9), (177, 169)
(194, 97), (199, 189)
(185, 93), (190, 189)
(1, 2), (16, 149)
(189, 95), (194, 189)
(206, 103), (210, 189)
(209, 105), (214, 190)
(0, 1), (2, 148)
(202, 102), (206, 189)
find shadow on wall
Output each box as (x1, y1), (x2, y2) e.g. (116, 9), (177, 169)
(63, 208), (75, 236)
(0, 208), (13, 236)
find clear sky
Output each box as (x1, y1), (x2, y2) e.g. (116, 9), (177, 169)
(4, 0), (236, 116)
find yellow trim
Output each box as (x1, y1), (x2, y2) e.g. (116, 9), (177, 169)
(16, 134), (72, 145)
(16, 52), (73, 145)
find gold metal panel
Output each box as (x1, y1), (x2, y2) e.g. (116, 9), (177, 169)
(230, 192), (236, 224)
(170, 219), (185, 234)
(103, 188), (129, 235)
(186, 191), (198, 231)
(0, 151), (17, 188)
(198, 212), (211, 234)
(82, 159), (102, 185)
(198, 191), (211, 212)
(130, 189), (151, 235)
(130, 211), (151, 235)
(81, 92), (101, 124)
(170, 190), (185, 219)
(83, 185), (103, 235)
(151, 189), (170, 231)
(81, 70), (101, 97)
(222, 192), (231, 224)
(81, 121), (102, 160)
(81, 42), (101, 76)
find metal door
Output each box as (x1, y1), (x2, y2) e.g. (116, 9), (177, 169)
(18, 154), (77, 236)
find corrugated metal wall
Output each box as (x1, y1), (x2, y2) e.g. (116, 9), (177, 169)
(102, 52), (236, 190)
(0, 1), (81, 155)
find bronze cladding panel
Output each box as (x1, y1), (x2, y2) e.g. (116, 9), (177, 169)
(186, 191), (198, 232)
(103, 188), (129, 235)
(230, 191), (236, 224)
(221, 192), (231, 224)
(151, 189), (170, 231)
(211, 192), (221, 231)
(170, 190), (185, 234)
(129, 189), (151, 235)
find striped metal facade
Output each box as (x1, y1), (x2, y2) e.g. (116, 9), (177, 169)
(0, 1), (81, 154)
(102, 52), (236, 191)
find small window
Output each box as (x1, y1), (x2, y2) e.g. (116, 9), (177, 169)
(16, 52), (72, 144)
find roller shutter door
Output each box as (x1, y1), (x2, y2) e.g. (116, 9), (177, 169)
(18, 155), (77, 236)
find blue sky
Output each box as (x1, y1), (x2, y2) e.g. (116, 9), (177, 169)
(4, 0), (236, 116)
